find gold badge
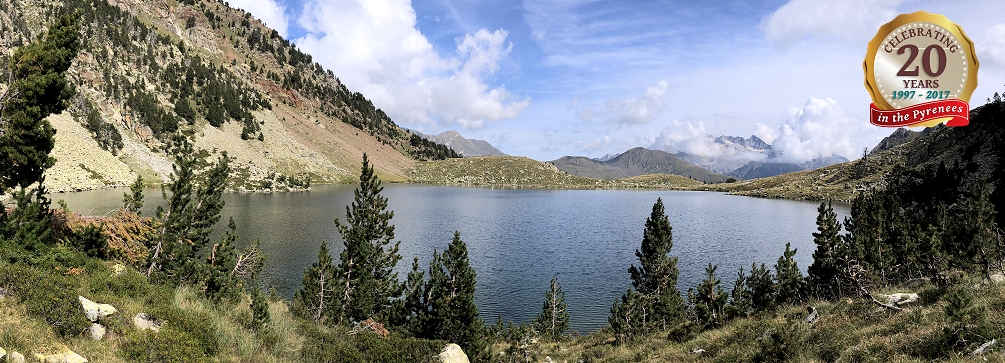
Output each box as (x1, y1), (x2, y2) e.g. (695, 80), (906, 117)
(863, 11), (979, 127)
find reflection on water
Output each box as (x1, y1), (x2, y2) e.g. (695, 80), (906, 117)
(55, 184), (848, 333)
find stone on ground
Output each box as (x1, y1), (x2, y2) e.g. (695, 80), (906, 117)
(88, 323), (106, 340)
(438, 343), (469, 363)
(78, 296), (117, 322)
(133, 313), (164, 332)
(34, 350), (87, 363)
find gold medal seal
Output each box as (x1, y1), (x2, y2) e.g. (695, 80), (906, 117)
(864, 11), (979, 127)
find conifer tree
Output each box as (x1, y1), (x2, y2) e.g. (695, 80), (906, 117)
(534, 275), (569, 341)
(609, 289), (645, 344)
(293, 242), (337, 325)
(774, 243), (804, 306)
(1, 13), (80, 193)
(747, 263), (775, 312)
(205, 217), (240, 302)
(424, 231), (486, 360)
(626, 198), (686, 330)
(725, 267), (751, 319)
(808, 201), (843, 299)
(146, 139), (229, 283)
(250, 287), (270, 330)
(400, 257), (426, 333)
(122, 175), (145, 214)
(333, 153), (403, 323)
(687, 263), (728, 330)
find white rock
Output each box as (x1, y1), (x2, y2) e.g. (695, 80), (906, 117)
(88, 323), (106, 340)
(880, 293), (919, 306)
(804, 306), (819, 324)
(9, 351), (25, 363)
(133, 313), (164, 332)
(78, 296), (117, 322)
(112, 264), (127, 276)
(34, 350), (87, 363)
(438, 343), (469, 363)
(691, 348), (706, 355)
(971, 339), (996, 356)
(1, 346), (5, 359)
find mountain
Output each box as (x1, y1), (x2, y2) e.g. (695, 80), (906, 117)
(869, 127), (933, 155)
(551, 147), (730, 183)
(727, 161), (803, 180)
(1, 0), (457, 192)
(410, 130), (506, 157)
(593, 153), (622, 162)
(670, 134), (848, 179)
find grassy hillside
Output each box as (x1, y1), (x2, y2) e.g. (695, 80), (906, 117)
(407, 156), (705, 189)
(550, 147), (731, 183)
(0, 0), (456, 192)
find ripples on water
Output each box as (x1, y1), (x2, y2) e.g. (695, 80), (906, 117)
(57, 184), (848, 333)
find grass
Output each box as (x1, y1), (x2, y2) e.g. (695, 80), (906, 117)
(407, 156), (704, 189)
(503, 277), (1005, 362)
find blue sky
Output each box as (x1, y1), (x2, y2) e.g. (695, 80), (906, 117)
(227, 0), (1005, 162)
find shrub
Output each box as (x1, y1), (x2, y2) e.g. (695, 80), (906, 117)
(0, 265), (89, 338)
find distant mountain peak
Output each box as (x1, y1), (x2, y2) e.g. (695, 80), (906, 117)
(413, 130), (506, 157)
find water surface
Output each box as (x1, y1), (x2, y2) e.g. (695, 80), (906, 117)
(56, 184), (849, 333)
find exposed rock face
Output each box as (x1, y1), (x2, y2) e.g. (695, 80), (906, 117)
(78, 296), (117, 322)
(438, 344), (469, 363)
(134, 313), (164, 332)
(88, 323), (107, 340)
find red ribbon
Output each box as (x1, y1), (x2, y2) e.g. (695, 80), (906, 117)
(870, 99), (969, 127)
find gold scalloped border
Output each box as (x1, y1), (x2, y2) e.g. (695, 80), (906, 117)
(863, 11), (980, 111)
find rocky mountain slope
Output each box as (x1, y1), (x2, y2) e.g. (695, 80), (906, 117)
(671, 135), (849, 178)
(551, 147), (730, 183)
(1, 0), (456, 193)
(410, 130), (506, 157)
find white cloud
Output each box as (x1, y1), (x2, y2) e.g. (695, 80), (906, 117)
(761, 0), (904, 46)
(753, 122), (779, 144)
(228, 0), (289, 37)
(604, 81), (670, 125)
(650, 119), (728, 158)
(771, 97), (857, 163)
(980, 23), (1005, 69)
(295, 0), (529, 130)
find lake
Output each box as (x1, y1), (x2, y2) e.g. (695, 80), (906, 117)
(55, 184), (849, 333)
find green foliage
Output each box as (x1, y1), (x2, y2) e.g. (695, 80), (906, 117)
(0, 184), (53, 255)
(807, 201), (845, 299)
(204, 217), (241, 302)
(0, 12), (80, 192)
(292, 242), (337, 325)
(687, 263), (728, 330)
(625, 197), (686, 331)
(747, 263), (776, 313)
(72, 223), (109, 259)
(185, 16), (196, 29)
(333, 153), (403, 323)
(120, 305), (219, 362)
(608, 288), (646, 344)
(725, 266), (751, 319)
(82, 106), (123, 154)
(299, 325), (445, 363)
(250, 287), (271, 330)
(942, 286), (992, 351)
(774, 243), (804, 306)
(413, 232), (487, 360)
(148, 139), (229, 285)
(0, 265), (90, 338)
(122, 175), (145, 214)
(534, 275), (569, 341)
(409, 133), (459, 160)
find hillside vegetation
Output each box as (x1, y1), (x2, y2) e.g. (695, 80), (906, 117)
(0, 0), (458, 193)
(407, 156), (704, 189)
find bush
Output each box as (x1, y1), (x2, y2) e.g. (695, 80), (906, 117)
(120, 304), (219, 361)
(300, 325), (445, 363)
(0, 265), (89, 338)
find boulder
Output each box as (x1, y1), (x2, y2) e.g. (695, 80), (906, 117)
(1, 346), (5, 359)
(88, 323), (106, 340)
(691, 348), (706, 355)
(971, 339), (996, 356)
(78, 296), (117, 322)
(9, 351), (25, 363)
(133, 313), (164, 332)
(880, 293), (919, 306)
(438, 343), (469, 363)
(34, 350), (87, 363)
(803, 306), (819, 324)
(0, 287), (7, 299)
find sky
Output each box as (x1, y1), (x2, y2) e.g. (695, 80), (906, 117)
(226, 0), (1005, 162)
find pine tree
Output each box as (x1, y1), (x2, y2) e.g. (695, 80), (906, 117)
(608, 289), (646, 344)
(250, 287), (271, 330)
(1, 13), (81, 193)
(807, 201), (843, 299)
(204, 217), (241, 302)
(146, 139), (229, 284)
(626, 198), (686, 331)
(424, 231), (486, 360)
(774, 243), (804, 306)
(687, 263), (728, 330)
(955, 185), (1002, 280)
(122, 175), (145, 214)
(400, 257), (426, 333)
(534, 275), (569, 341)
(747, 262), (775, 313)
(725, 267), (751, 319)
(293, 242), (337, 325)
(333, 153), (403, 323)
